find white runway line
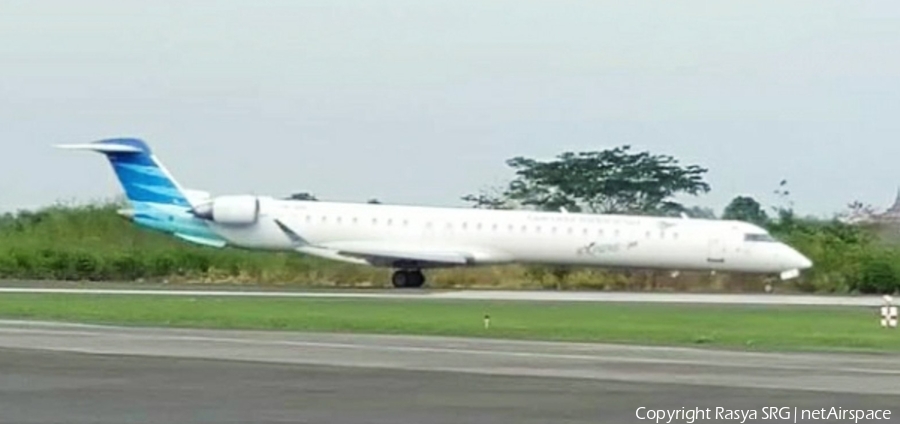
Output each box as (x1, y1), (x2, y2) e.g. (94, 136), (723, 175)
(0, 287), (884, 306)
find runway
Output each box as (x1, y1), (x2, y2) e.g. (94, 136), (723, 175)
(0, 321), (897, 423)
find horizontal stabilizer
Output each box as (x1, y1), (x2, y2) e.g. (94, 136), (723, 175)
(55, 143), (143, 153)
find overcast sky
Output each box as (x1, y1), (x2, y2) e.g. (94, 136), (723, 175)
(2, 1), (899, 216)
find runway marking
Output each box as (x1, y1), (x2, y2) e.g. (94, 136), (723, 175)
(0, 325), (896, 377)
(0, 287), (884, 306)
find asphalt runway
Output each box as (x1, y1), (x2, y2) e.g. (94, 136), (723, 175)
(0, 321), (897, 423)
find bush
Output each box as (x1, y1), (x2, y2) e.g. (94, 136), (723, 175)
(853, 254), (900, 294)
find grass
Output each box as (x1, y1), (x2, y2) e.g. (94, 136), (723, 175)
(0, 293), (896, 352)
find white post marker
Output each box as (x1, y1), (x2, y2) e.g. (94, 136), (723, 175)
(881, 295), (897, 329)
(484, 314), (491, 330)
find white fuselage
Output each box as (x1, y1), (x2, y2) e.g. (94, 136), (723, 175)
(207, 196), (812, 275)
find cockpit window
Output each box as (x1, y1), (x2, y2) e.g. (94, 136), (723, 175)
(745, 233), (776, 242)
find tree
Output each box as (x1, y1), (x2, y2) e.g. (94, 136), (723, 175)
(460, 185), (516, 210)
(367, 198), (382, 204)
(767, 179), (797, 233)
(722, 196), (769, 226)
(683, 205), (717, 219)
(287, 192), (318, 201)
(463, 145), (711, 214)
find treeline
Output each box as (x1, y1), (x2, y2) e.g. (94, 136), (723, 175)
(2, 144), (898, 293)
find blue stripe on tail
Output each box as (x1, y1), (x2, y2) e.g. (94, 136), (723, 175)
(96, 138), (191, 207)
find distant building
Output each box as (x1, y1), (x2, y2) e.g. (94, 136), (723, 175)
(841, 188), (900, 225)
(878, 189), (900, 223)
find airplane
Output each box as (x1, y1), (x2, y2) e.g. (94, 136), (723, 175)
(57, 138), (813, 288)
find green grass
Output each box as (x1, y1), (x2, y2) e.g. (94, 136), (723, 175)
(0, 293), (896, 352)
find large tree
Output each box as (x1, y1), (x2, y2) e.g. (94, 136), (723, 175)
(722, 195), (769, 226)
(463, 145), (711, 214)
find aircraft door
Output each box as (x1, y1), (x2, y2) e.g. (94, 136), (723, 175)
(420, 220), (436, 242)
(707, 237), (726, 263)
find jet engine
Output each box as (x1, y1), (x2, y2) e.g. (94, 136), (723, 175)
(190, 195), (260, 226)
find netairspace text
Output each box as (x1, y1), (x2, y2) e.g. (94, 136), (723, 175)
(635, 406), (891, 423)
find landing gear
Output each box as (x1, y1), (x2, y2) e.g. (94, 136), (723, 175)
(391, 269), (426, 288)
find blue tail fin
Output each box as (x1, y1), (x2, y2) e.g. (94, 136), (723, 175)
(57, 138), (226, 248)
(58, 138), (192, 208)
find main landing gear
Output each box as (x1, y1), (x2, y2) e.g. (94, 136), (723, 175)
(391, 269), (426, 288)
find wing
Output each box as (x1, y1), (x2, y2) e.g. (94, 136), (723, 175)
(273, 219), (476, 268)
(325, 242), (473, 268)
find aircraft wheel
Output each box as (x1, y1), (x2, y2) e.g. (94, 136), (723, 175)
(391, 270), (426, 288)
(407, 270), (426, 288)
(391, 270), (409, 288)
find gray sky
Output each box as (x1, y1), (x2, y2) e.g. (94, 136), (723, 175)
(3, 1), (900, 217)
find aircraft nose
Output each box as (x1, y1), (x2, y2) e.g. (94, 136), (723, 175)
(788, 248), (813, 269)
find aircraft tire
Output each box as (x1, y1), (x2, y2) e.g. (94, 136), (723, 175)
(391, 270), (426, 288)
(391, 270), (409, 288)
(408, 270), (426, 288)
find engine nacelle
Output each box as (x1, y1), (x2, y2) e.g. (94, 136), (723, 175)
(191, 195), (260, 226)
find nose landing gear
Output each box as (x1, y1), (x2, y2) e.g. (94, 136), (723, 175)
(391, 269), (426, 288)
